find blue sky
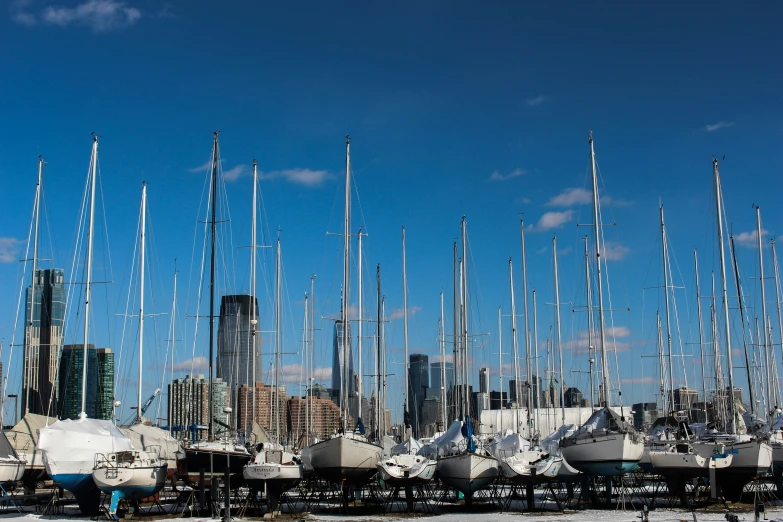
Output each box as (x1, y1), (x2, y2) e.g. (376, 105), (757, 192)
(1, 1), (782, 425)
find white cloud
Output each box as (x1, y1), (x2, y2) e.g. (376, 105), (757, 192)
(188, 159), (214, 173)
(734, 229), (767, 248)
(603, 241), (630, 261)
(528, 210), (573, 232)
(260, 168), (331, 187)
(173, 356), (209, 372)
(704, 121), (735, 132)
(489, 168), (526, 181)
(546, 187), (633, 208)
(278, 364), (331, 384)
(525, 95), (546, 107)
(20, 0), (144, 32)
(223, 165), (248, 181)
(0, 237), (23, 263)
(561, 326), (632, 354)
(387, 306), (422, 321)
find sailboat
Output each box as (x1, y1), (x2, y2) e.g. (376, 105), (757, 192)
(494, 252), (561, 483)
(37, 135), (135, 516)
(179, 132), (250, 489)
(243, 236), (302, 508)
(435, 217), (499, 501)
(308, 136), (381, 487)
(92, 182), (168, 516)
(0, 430), (25, 491)
(689, 159), (772, 501)
(559, 133), (644, 476)
(376, 227), (437, 486)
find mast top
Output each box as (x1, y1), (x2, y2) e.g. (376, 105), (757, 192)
(91, 132), (100, 142)
(346, 134), (351, 143)
(588, 130), (593, 142)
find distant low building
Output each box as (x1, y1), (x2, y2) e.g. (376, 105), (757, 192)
(490, 390), (508, 410)
(564, 387), (584, 408)
(632, 402), (658, 431)
(168, 374), (229, 438)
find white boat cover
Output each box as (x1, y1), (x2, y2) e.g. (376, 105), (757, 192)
(417, 420), (464, 459)
(391, 436), (422, 455)
(38, 417), (134, 476)
(491, 433), (531, 457)
(540, 424), (578, 455)
(120, 424), (182, 462)
(5, 413), (56, 468)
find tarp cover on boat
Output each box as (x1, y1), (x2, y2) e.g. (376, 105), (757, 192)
(580, 407), (636, 434)
(491, 433), (531, 457)
(120, 424), (182, 462)
(391, 436), (422, 455)
(37, 417), (134, 476)
(540, 423), (578, 455)
(5, 413), (56, 469)
(417, 420), (464, 458)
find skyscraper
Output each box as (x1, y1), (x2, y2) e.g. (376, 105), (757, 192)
(430, 361), (454, 395)
(217, 295), (261, 421)
(330, 320), (354, 407)
(22, 268), (65, 416)
(168, 374), (228, 438)
(479, 367), (490, 394)
(408, 354), (429, 437)
(57, 344), (113, 420)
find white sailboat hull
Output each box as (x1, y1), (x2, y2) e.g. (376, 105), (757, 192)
(437, 452), (499, 498)
(92, 464), (167, 499)
(0, 459), (25, 488)
(650, 447), (733, 476)
(560, 432), (643, 476)
(499, 451), (561, 482)
(376, 454), (437, 485)
(693, 438), (772, 501)
(309, 435), (380, 485)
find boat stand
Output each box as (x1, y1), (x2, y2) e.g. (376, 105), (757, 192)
(169, 486), (198, 517)
(379, 481), (437, 513)
(0, 484), (22, 514)
(538, 477), (583, 511)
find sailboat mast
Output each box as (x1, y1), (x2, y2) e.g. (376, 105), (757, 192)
(520, 221), (533, 424)
(584, 237), (596, 411)
(553, 235), (565, 424)
(589, 132), (610, 407)
(694, 250), (708, 423)
(376, 265), (382, 438)
(25, 156), (44, 416)
(659, 205), (676, 414)
(532, 289), (541, 437)
(772, 240), (783, 408)
(81, 135), (99, 417)
(251, 159), (258, 425)
(357, 228), (363, 419)
(729, 236), (755, 416)
(656, 313), (665, 412)
(756, 206), (773, 417)
(208, 131), (218, 441)
(341, 136), (351, 428)
(402, 226), (410, 431)
(303, 294), (309, 445)
(309, 275), (316, 438)
(168, 269), (178, 436)
(460, 217), (468, 418)
(137, 182), (147, 422)
(497, 306), (503, 417)
(381, 295), (387, 437)
(452, 241), (458, 423)
(275, 238), (281, 444)
(713, 158), (737, 432)
(509, 258), (520, 431)
(441, 292), (447, 430)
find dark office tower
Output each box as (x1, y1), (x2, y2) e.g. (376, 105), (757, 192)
(479, 367), (490, 394)
(330, 320), (354, 406)
(408, 354), (429, 437)
(430, 361), (454, 395)
(57, 344), (113, 420)
(22, 268), (65, 416)
(217, 295), (261, 419)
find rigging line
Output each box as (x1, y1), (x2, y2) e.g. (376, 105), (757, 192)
(0, 179), (37, 422)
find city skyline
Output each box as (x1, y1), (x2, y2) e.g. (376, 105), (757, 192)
(1, 2), (782, 427)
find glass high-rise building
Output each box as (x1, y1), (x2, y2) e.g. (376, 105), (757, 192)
(57, 344), (113, 420)
(22, 268), (65, 416)
(408, 354), (429, 437)
(330, 320), (354, 408)
(430, 361), (454, 395)
(217, 295), (261, 421)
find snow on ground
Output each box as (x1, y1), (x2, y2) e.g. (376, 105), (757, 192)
(1, 510), (783, 522)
